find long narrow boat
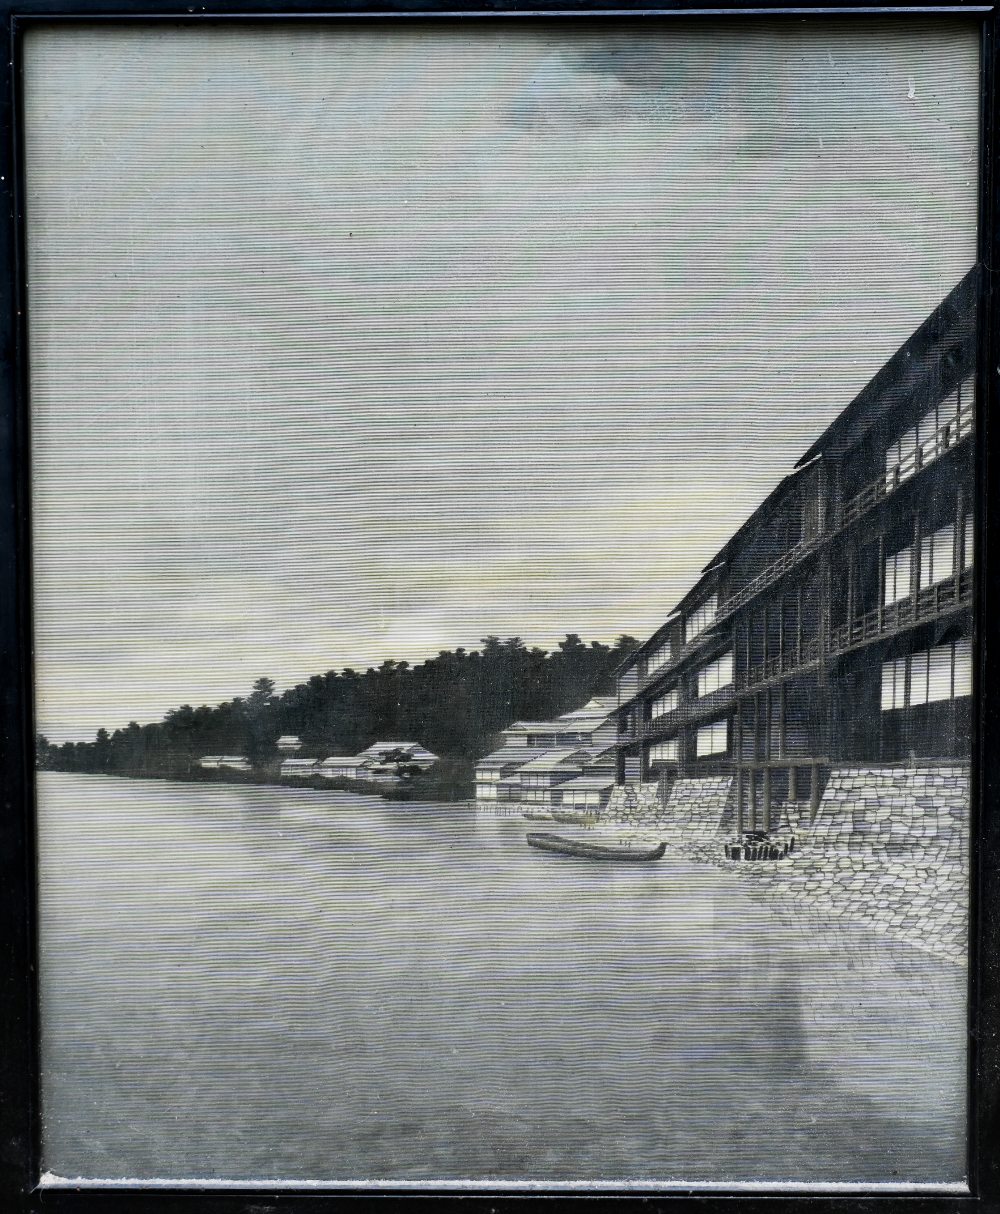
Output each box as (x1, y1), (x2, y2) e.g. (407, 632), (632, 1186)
(526, 831), (666, 862)
(551, 809), (599, 826)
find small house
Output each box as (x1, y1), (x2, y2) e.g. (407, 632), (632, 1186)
(279, 758), (319, 779)
(357, 741), (439, 771)
(218, 755), (251, 771)
(555, 773), (617, 811)
(511, 748), (599, 808)
(318, 756), (375, 780)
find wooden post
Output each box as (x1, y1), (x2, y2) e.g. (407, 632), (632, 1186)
(819, 553), (830, 674)
(763, 766), (772, 834)
(877, 532), (885, 631)
(762, 603), (769, 668)
(797, 585), (803, 665)
(810, 762), (820, 822)
(788, 763), (798, 802)
(748, 769), (756, 833)
(955, 485), (964, 599)
(779, 683), (787, 760)
(778, 595), (785, 671)
(735, 698), (744, 838)
(752, 693), (760, 766)
(736, 765), (744, 837)
(912, 511), (922, 602)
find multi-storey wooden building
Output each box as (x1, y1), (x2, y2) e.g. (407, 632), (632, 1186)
(614, 267), (977, 836)
(474, 696), (618, 805)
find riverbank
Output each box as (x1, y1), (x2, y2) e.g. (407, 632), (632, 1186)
(37, 762), (474, 803)
(587, 766), (970, 966)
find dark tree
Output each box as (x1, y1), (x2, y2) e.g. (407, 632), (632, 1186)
(53, 634), (633, 796)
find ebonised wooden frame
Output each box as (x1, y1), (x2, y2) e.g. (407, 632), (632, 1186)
(0, 4), (996, 1212)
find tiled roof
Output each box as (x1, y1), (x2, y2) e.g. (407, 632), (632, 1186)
(557, 698), (617, 719)
(515, 748), (593, 772)
(358, 741), (437, 759)
(556, 774), (617, 791)
(475, 746), (552, 767)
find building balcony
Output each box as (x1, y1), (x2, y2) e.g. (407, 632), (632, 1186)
(827, 568), (972, 658)
(712, 403), (973, 628)
(732, 570), (972, 696)
(638, 630), (726, 692)
(638, 686), (736, 739)
(839, 399), (973, 530)
(716, 533), (823, 623)
(736, 636), (822, 692)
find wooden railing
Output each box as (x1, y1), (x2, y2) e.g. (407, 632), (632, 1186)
(713, 403), (974, 626)
(735, 571), (971, 694)
(620, 572), (972, 716)
(738, 636), (821, 691)
(827, 568), (971, 656)
(841, 401), (974, 528)
(639, 686), (736, 737)
(716, 533), (822, 622)
(638, 631), (721, 690)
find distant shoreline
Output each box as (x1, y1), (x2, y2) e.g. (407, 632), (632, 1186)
(36, 763), (473, 803)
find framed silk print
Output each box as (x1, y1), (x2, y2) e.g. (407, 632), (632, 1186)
(1, 3), (997, 1209)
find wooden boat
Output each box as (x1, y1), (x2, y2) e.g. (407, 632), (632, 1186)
(526, 831), (666, 862)
(523, 810), (554, 822)
(551, 809), (599, 826)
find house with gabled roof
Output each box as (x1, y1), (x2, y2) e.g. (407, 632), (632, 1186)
(279, 757), (319, 779)
(318, 755), (376, 779)
(475, 695), (618, 809)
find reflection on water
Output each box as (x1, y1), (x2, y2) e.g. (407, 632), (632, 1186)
(36, 772), (966, 1185)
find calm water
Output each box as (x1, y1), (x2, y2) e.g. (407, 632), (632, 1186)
(36, 772), (967, 1187)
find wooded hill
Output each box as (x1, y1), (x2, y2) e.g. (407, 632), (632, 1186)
(37, 633), (638, 798)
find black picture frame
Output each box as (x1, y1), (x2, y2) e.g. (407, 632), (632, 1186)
(1, 4), (997, 1212)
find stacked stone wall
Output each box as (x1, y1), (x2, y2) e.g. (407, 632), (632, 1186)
(604, 782), (663, 827)
(604, 777), (734, 861)
(600, 765), (969, 964)
(661, 777), (734, 861)
(738, 765), (969, 964)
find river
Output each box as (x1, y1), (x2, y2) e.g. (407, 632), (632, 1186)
(35, 772), (967, 1188)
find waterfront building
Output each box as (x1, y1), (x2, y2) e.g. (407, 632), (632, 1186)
(613, 267), (977, 836)
(474, 697), (618, 806)
(318, 755), (375, 779)
(279, 757), (319, 779)
(556, 773), (617, 811)
(509, 748), (609, 809)
(201, 755), (253, 771)
(357, 741), (439, 771)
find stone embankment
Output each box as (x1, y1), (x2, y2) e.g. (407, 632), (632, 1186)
(601, 765), (969, 965)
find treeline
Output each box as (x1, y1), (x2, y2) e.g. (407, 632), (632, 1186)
(37, 633), (637, 797)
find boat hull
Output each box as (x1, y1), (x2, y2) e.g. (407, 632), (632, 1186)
(551, 810), (599, 826)
(526, 831), (665, 862)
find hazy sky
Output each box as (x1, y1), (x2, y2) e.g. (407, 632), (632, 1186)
(25, 20), (979, 742)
